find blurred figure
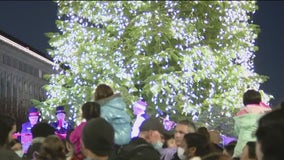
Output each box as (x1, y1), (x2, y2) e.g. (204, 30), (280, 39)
(70, 101), (101, 160)
(0, 114), (21, 159)
(170, 120), (196, 160)
(51, 106), (74, 135)
(94, 84), (131, 146)
(26, 122), (55, 160)
(131, 99), (149, 138)
(116, 117), (168, 160)
(81, 118), (114, 160)
(255, 102), (284, 160)
(197, 127), (223, 154)
(240, 141), (257, 160)
(21, 107), (41, 153)
(233, 90), (271, 158)
(21, 107), (40, 134)
(37, 135), (66, 160)
(181, 133), (211, 160)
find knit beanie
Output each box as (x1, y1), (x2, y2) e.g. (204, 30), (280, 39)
(82, 118), (114, 156)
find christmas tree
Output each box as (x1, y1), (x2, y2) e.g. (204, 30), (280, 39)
(40, 1), (270, 135)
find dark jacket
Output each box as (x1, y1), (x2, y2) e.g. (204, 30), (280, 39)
(0, 149), (21, 160)
(116, 137), (160, 160)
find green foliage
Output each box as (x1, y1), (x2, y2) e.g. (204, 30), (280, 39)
(39, 1), (270, 134)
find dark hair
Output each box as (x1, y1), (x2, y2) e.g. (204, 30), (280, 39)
(184, 133), (210, 157)
(224, 141), (237, 157)
(37, 135), (66, 160)
(31, 122), (55, 138)
(255, 104), (284, 160)
(94, 84), (114, 101)
(246, 141), (256, 159)
(243, 89), (261, 106)
(197, 127), (210, 140)
(178, 119), (196, 131)
(82, 102), (101, 121)
(82, 118), (114, 156)
(0, 114), (16, 147)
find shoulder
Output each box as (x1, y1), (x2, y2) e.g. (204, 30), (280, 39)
(22, 122), (30, 126)
(118, 138), (160, 160)
(0, 149), (21, 160)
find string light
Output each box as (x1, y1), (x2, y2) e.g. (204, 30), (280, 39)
(41, 1), (271, 135)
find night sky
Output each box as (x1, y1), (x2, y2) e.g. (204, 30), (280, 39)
(0, 1), (283, 106)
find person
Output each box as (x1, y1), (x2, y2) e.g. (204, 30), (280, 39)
(81, 117), (114, 160)
(26, 122), (55, 160)
(240, 141), (257, 160)
(0, 114), (21, 159)
(233, 90), (271, 158)
(21, 107), (41, 153)
(181, 133), (211, 159)
(51, 106), (74, 135)
(36, 135), (66, 160)
(255, 102), (284, 160)
(197, 127), (223, 154)
(94, 84), (131, 146)
(117, 117), (170, 160)
(131, 99), (149, 138)
(69, 101), (101, 159)
(160, 119), (196, 160)
(21, 107), (40, 134)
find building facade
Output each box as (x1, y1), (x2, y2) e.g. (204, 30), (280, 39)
(0, 34), (54, 130)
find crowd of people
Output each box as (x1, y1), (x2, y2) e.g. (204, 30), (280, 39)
(0, 84), (283, 160)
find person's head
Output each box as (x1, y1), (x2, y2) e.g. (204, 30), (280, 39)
(56, 106), (66, 121)
(82, 118), (114, 158)
(94, 84), (114, 101)
(174, 119), (196, 147)
(240, 141), (257, 160)
(255, 104), (284, 160)
(133, 100), (147, 115)
(37, 135), (66, 160)
(28, 107), (40, 125)
(243, 90), (261, 106)
(197, 127), (210, 140)
(0, 114), (16, 148)
(82, 102), (101, 121)
(139, 117), (167, 150)
(182, 133), (211, 159)
(31, 122), (55, 138)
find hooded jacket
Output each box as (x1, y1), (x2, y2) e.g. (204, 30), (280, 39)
(233, 104), (271, 158)
(96, 93), (131, 145)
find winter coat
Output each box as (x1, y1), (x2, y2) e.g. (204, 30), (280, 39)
(233, 113), (263, 157)
(70, 122), (87, 154)
(96, 94), (131, 145)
